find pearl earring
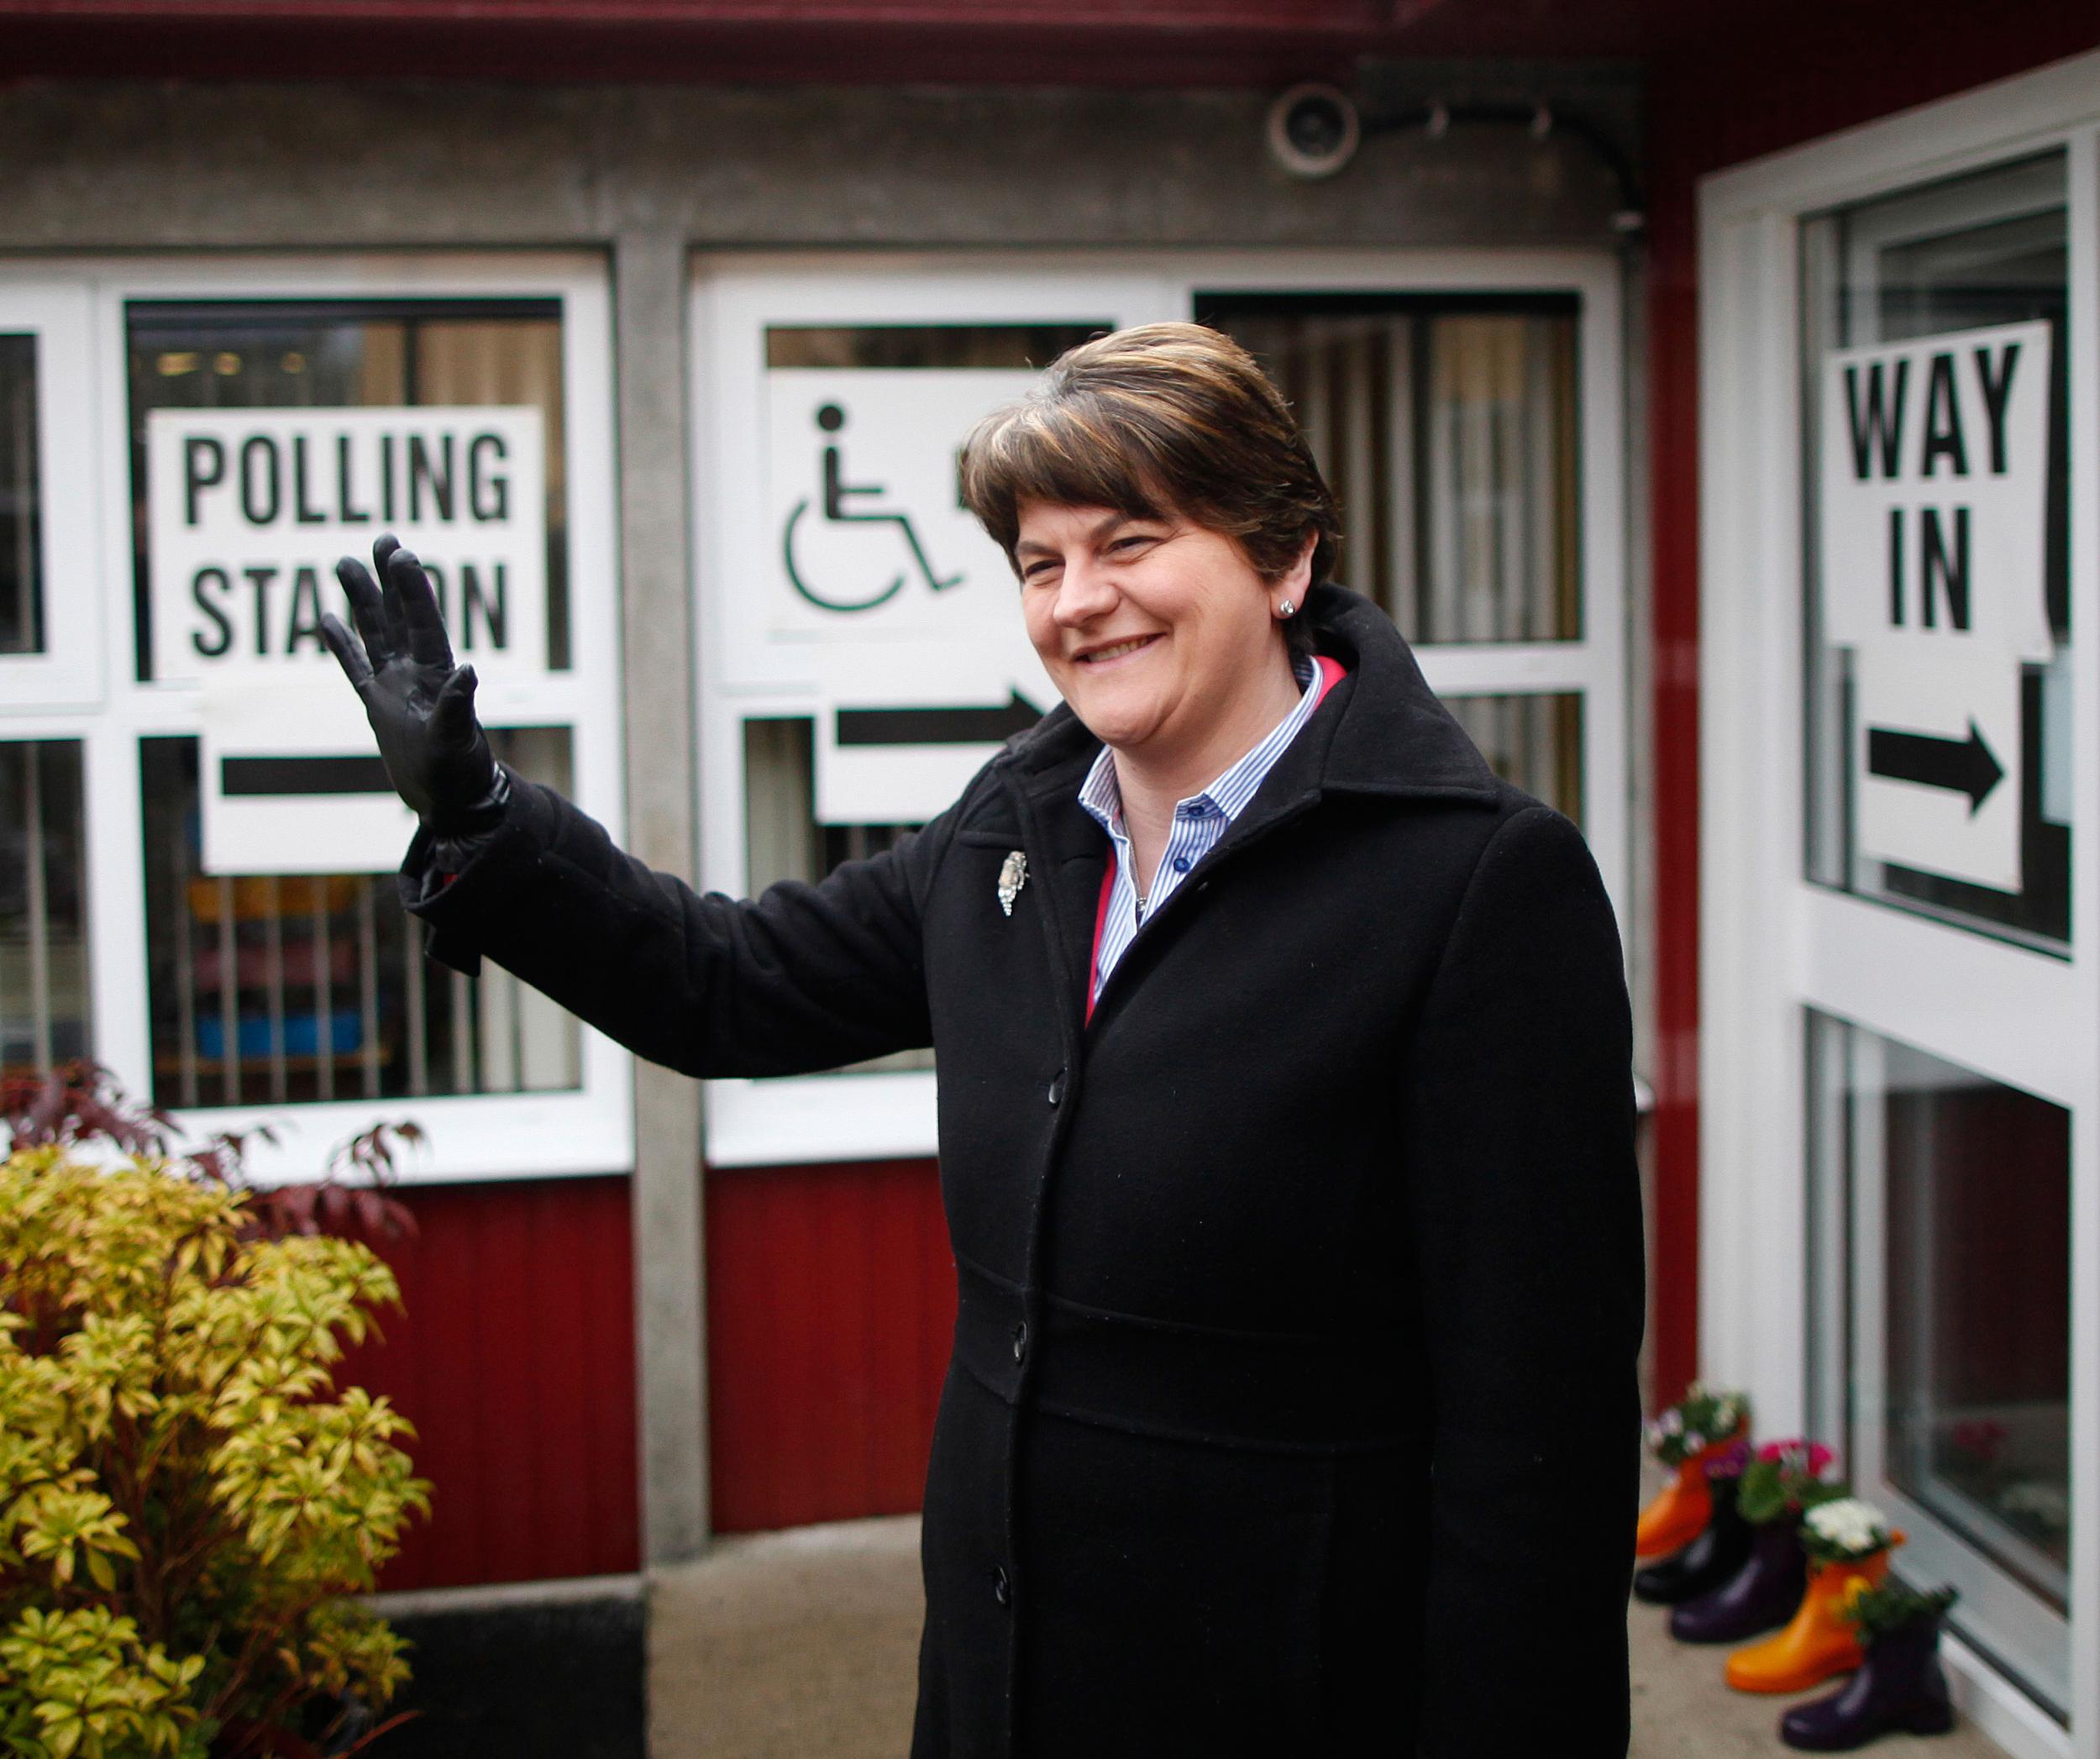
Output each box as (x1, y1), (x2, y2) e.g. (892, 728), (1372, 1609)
(1277, 599), (1296, 618)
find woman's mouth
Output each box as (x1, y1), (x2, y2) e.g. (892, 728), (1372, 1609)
(1076, 634), (1161, 665)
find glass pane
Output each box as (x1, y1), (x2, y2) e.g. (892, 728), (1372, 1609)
(1, 741), (92, 1076)
(126, 300), (570, 680)
(1808, 1011), (2071, 1704)
(1, 335), (40, 654)
(1201, 297), (1581, 643)
(743, 716), (932, 1075)
(1444, 692), (1582, 823)
(1803, 154), (2069, 948)
(765, 324), (1103, 370)
(139, 726), (579, 1108)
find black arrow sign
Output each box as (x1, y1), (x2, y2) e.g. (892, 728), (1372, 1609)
(1866, 719), (2005, 816)
(835, 691), (1045, 748)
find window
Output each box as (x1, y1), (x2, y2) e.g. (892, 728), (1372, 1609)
(1203, 297), (1581, 644)
(1203, 291), (1603, 833)
(122, 293), (590, 1121)
(2, 335), (41, 656)
(695, 258), (1626, 1168)
(140, 726), (578, 1108)
(1802, 154), (2071, 948)
(126, 298), (571, 682)
(0, 257), (624, 1184)
(1, 740), (92, 1080)
(1809, 1011), (2071, 1711)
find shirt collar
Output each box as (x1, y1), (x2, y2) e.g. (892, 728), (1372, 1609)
(1076, 652), (1319, 838)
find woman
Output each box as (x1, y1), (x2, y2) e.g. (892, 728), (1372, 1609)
(321, 323), (1644, 1757)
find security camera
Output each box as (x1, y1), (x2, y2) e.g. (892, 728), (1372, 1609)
(1266, 83), (1361, 180)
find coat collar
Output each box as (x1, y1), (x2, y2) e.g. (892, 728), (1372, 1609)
(991, 582), (1502, 813)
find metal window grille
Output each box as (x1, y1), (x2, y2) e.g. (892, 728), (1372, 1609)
(1, 740), (92, 1079)
(140, 726), (580, 1109)
(744, 717), (932, 1074)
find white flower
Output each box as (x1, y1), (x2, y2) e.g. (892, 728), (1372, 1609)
(1682, 1431), (1706, 1454)
(1998, 1483), (2071, 1529)
(1660, 1409), (1684, 1436)
(1806, 1497), (1889, 1555)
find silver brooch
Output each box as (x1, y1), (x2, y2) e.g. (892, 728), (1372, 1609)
(997, 850), (1028, 917)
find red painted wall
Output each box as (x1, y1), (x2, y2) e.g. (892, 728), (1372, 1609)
(338, 1176), (641, 1590)
(1637, 1), (2100, 1409)
(706, 1158), (954, 1534)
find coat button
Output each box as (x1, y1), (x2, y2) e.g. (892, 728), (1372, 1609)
(1047, 1068), (1066, 1106)
(1011, 1321), (1029, 1364)
(993, 1565), (1012, 1608)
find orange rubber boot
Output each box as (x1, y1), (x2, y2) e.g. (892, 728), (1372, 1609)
(1724, 1536), (1902, 1693)
(1636, 1425), (1749, 1559)
(1635, 1458), (1714, 1558)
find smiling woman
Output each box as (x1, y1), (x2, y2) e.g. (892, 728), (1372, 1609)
(324, 318), (1645, 1759)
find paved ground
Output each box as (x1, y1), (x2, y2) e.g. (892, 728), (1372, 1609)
(648, 1514), (2011, 1758)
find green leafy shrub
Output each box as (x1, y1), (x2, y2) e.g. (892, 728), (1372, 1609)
(1, 1063), (430, 1758)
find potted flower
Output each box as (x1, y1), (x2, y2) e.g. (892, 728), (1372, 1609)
(1636, 1384), (1751, 1558)
(1780, 1583), (1959, 1750)
(1671, 1438), (1838, 1646)
(1727, 1495), (1906, 1693)
(1635, 1436), (1754, 1605)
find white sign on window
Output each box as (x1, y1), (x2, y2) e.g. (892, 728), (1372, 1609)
(763, 370), (1053, 822)
(146, 406), (549, 874)
(1819, 320), (2053, 893)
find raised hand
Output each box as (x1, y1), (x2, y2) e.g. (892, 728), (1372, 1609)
(320, 533), (509, 838)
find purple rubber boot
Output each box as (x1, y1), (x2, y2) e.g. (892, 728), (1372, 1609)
(1635, 1474), (1754, 1605)
(1669, 1516), (1806, 1644)
(1780, 1612), (1957, 1750)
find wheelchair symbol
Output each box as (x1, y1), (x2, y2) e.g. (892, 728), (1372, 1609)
(783, 403), (963, 613)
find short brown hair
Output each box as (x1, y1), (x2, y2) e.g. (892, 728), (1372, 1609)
(958, 323), (1341, 655)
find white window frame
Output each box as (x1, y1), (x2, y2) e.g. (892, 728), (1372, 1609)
(691, 248), (1627, 1169)
(5, 252), (630, 1187)
(1700, 50), (2100, 1759)
(0, 281), (105, 709)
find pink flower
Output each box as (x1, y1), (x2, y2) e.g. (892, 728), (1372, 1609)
(1756, 1437), (1835, 1475)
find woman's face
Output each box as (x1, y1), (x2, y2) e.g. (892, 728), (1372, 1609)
(1014, 499), (1305, 764)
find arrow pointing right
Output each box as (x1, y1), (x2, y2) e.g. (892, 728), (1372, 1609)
(835, 690), (1045, 748)
(1866, 719), (2006, 816)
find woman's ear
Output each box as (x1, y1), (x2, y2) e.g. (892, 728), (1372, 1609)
(1269, 530), (1317, 616)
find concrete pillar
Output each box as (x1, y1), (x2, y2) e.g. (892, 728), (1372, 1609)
(612, 227), (711, 1564)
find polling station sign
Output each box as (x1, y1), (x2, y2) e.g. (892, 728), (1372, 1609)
(1819, 319), (2053, 894)
(147, 407), (548, 687)
(146, 406), (548, 875)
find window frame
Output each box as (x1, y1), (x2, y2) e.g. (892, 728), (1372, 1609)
(11, 251), (630, 1186)
(0, 280), (106, 710)
(1699, 50), (2100, 1759)
(690, 248), (1628, 1169)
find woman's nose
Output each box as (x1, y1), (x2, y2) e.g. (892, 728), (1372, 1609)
(1052, 558), (1117, 627)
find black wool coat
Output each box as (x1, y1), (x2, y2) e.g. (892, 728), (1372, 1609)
(402, 583), (1646, 1758)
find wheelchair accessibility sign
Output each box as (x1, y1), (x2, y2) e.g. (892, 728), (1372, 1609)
(764, 368), (1038, 645)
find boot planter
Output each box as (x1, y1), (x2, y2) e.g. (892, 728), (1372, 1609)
(1670, 1516), (1807, 1644)
(1725, 1545), (1896, 1693)
(1635, 1469), (1755, 1605)
(1638, 1387), (1751, 1560)
(1780, 1586), (1960, 1751)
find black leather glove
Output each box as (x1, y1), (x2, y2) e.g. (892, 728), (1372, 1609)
(320, 533), (510, 841)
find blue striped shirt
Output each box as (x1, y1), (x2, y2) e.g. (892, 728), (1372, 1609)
(1079, 653), (1333, 1005)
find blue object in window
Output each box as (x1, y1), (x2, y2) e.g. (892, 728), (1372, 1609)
(196, 1008), (363, 1059)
